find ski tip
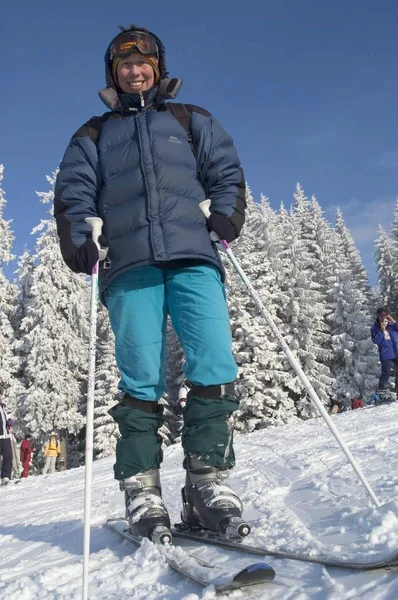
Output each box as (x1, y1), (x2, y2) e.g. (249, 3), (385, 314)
(233, 562), (276, 585)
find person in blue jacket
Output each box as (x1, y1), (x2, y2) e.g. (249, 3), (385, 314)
(54, 25), (248, 542)
(371, 308), (398, 394)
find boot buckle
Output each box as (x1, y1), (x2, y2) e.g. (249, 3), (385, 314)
(120, 477), (143, 494)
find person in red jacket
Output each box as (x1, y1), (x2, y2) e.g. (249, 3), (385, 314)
(351, 398), (364, 410)
(20, 434), (36, 478)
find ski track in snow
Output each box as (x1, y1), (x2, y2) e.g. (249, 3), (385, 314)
(1, 404), (398, 598)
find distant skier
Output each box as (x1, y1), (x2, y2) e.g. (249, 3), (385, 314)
(8, 421), (22, 480)
(42, 432), (61, 475)
(54, 24), (247, 542)
(371, 308), (398, 398)
(330, 393), (349, 414)
(20, 434), (36, 478)
(351, 398), (363, 410)
(0, 399), (13, 485)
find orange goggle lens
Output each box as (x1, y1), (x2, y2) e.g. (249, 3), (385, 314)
(110, 32), (158, 59)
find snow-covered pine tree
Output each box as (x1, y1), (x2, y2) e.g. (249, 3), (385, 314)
(376, 197), (398, 314)
(225, 187), (297, 431)
(12, 249), (36, 435)
(386, 198), (398, 314)
(0, 164), (20, 416)
(15, 172), (90, 446)
(93, 303), (120, 458)
(279, 185), (332, 417)
(389, 196), (398, 261)
(375, 226), (398, 314)
(324, 224), (378, 400)
(14, 249), (35, 323)
(335, 208), (371, 295)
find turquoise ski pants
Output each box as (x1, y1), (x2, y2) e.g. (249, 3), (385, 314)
(105, 264), (238, 401)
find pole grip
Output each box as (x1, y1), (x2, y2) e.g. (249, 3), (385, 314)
(199, 200), (219, 242)
(85, 217), (108, 261)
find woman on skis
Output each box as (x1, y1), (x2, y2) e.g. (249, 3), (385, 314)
(54, 24), (247, 543)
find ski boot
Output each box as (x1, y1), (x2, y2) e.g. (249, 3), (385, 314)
(180, 457), (250, 540)
(1, 478), (10, 486)
(122, 469), (172, 545)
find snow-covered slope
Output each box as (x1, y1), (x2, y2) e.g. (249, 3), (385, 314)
(1, 403), (398, 599)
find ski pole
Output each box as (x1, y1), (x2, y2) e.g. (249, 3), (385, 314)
(83, 218), (108, 600)
(200, 200), (381, 508)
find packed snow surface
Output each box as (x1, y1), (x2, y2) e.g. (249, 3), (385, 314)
(1, 403), (398, 599)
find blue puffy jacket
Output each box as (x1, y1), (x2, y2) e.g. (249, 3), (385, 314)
(371, 320), (398, 360)
(54, 86), (246, 298)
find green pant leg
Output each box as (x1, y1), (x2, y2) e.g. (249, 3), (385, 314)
(108, 403), (164, 480)
(182, 395), (239, 469)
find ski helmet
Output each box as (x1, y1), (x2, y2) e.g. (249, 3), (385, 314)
(104, 25), (168, 89)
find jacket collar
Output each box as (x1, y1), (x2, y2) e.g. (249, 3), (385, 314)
(98, 77), (183, 113)
(98, 85), (159, 113)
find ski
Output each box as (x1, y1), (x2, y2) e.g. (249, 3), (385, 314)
(172, 523), (398, 571)
(106, 518), (275, 591)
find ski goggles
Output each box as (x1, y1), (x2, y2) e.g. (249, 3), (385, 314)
(108, 31), (159, 61)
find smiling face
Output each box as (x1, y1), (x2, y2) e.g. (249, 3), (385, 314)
(116, 54), (156, 94)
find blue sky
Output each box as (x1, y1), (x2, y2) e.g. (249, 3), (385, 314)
(1, 0), (397, 283)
